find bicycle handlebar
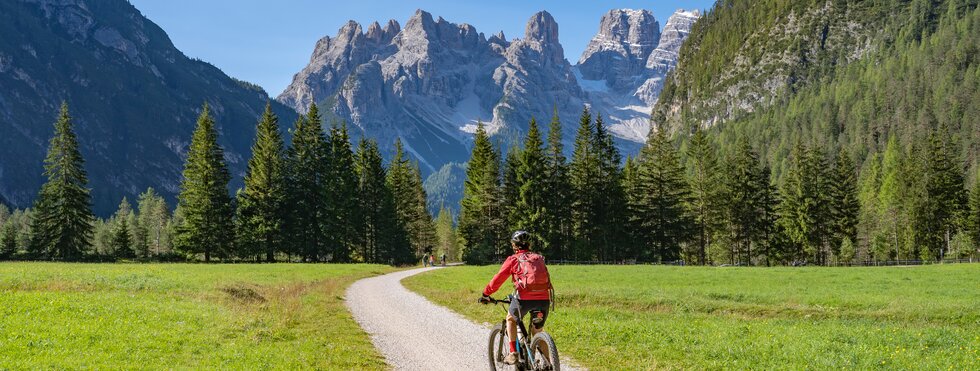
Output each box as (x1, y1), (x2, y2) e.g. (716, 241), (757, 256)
(483, 296), (511, 305)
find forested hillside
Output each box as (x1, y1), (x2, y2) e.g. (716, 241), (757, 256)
(453, 0), (980, 266)
(658, 0), (979, 174)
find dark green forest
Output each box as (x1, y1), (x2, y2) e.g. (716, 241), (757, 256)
(0, 103), (434, 264)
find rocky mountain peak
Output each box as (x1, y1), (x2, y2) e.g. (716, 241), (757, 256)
(525, 11), (559, 44)
(576, 9), (661, 91)
(646, 9), (701, 71)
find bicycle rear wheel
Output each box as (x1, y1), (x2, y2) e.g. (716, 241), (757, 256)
(488, 324), (515, 371)
(530, 332), (560, 371)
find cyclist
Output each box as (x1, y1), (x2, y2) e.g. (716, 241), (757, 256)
(479, 230), (552, 365)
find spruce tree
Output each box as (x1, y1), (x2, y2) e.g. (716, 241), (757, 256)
(858, 153), (883, 261)
(502, 145), (522, 232)
(1, 221), (16, 259)
(434, 205), (459, 261)
(829, 148), (860, 260)
(568, 107), (600, 260)
(286, 103), (328, 261)
(593, 113), (627, 261)
(922, 125), (968, 260)
(513, 118), (548, 249)
(325, 121), (360, 262)
(136, 188), (170, 257)
(968, 171), (980, 254)
(541, 109), (571, 260)
(686, 129), (724, 265)
(725, 138), (766, 265)
(780, 141), (832, 264)
(174, 103), (234, 262)
(236, 103), (287, 262)
(29, 102), (94, 261)
(111, 198), (135, 259)
(388, 139), (435, 261)
(635, 127), (693, 262)
(137, 188), (170, 257)
(621, 155), (642, 261)
(459, 122), (504, 265)
(877, 136), (905, 260)
(356, 139), (410, 264)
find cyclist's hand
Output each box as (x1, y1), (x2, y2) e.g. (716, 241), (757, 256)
(478, 295), (491, 304)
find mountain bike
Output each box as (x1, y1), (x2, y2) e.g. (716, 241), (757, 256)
(483, 295), (560, 371)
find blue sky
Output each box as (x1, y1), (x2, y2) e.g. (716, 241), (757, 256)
(129, 1), (715, 96)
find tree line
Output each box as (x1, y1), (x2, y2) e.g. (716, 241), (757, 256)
(458, 107), (980, 266)
(0, 102), (437, 264)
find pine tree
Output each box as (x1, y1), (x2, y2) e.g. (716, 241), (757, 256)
(829, 148), (860, 261)
(174, 103), (234, 262)
(388, 139), (435, 261)
(922, 124), (968, 260)
(111, 198), (135, 259)
(356, 139), (410, 264)
(325, 121), (359, 262)
(622, 155), (642, 261)
(137, 188), (170, 258)
(968, 171), (980, 254)
(0, 221), (16, 259)
(686, 129), (724, 265)
(459, 122), (504, 265)
(541, 109), (571, 260)
(780, 141), (832, 264)
(569, 106), (600, 260)
(502, 145), (522, 232)
(513, 118), (548, 249)
(235, 103), (287, 262)
(29, 102), (94, 261)
(724, 137), (768, 264)
(634, 127), (693, 262)
(286, 103), (328, 261)
(878, 136), (908, 260)
(434, 205), (459, 261)
(593, 113), (627, 261)
(858, 153), (883, 261)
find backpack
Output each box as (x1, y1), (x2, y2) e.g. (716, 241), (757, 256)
(514, 252), (552, 293)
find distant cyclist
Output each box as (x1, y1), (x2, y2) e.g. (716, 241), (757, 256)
(479, 230), (553, 365)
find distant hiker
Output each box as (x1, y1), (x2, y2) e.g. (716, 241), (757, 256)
(422, 253), (429, 267)
(441, 253), (447, 266)
(479, 230), (553, 365)
(429, 254), (436, 267)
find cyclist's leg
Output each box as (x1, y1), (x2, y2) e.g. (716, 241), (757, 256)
(527, 301), (551, 361)
(506, 300), (520, 352)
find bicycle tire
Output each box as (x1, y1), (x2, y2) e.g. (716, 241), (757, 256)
(488, 323), (514, 371)
(530, 331), (560, 371)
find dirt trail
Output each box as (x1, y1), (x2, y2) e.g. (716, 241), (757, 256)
(345, 267), (579, 370)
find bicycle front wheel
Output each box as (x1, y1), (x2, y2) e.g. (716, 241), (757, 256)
(530, 331), (560, 371)
(488, 323), (515, 371)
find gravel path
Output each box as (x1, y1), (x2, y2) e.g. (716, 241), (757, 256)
(345, 267), (579, 371)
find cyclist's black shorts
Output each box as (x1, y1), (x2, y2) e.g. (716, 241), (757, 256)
(509, 299), (550, 329)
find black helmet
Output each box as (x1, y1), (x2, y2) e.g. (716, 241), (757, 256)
(511, 230), (531, 248)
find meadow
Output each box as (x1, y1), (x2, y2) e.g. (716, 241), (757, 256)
(403, 264), (980, 370)
(0, 263), (394, 369)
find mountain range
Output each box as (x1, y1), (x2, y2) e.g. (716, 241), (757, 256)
(0, 1), (699, 215)
(277, 9), (701, 173)
(0, 0), (297, 215)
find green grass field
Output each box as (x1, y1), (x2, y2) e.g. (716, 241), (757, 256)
(403, 264), (980, 370)
(0, 263), (395, 369)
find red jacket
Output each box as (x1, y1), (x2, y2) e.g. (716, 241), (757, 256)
(482, 250), (551, 300)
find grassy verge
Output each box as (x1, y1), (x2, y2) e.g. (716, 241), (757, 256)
(403, 264), (980, 370)
(0, 263), (395, 369)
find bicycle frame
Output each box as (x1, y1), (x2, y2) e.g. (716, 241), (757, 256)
(491, 295), (538, 366)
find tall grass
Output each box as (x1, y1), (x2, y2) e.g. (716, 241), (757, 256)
(404, 264), (980, 370)
(0, 263), (394, 369)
